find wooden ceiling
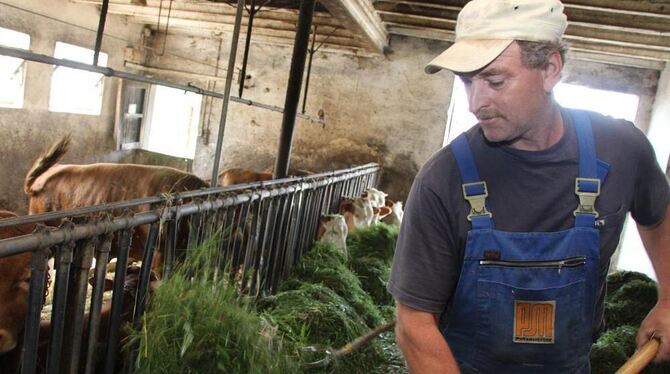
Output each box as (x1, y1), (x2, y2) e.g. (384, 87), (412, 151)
(78, 0), (670, 69)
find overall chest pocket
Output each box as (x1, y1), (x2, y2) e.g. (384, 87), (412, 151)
(474, 257), (592, 369)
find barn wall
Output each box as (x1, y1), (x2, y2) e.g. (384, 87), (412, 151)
(0, 0), (143, 213)
(145, 34), (453, 202)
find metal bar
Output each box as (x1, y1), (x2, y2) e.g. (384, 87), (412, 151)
(0, 46), (325, 125)
(0, 163), (378, 230)
(21, 247), (50, 374)
(238, 0), (256, 98)
(84, 235), (112, 374)
(63, 238), (96, 374)
(209, 0), (247, 187)
(301, 25), (317, 114)
(93, 0), (110, 66)
(163, 218), (178, 279)
(103, 229), (132, 374)
(46, 241), (75, 374)
(126, 223), (159, 373)
(274, 0), (317, 178)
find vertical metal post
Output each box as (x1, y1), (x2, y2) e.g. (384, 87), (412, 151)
(103, 229), (132, 374)
(301, 25), (317, 114)
(238, 0), (256, 98)
(93, 0), (110, 66)
(21, 247), (50, 374)
(84, 235), (112, 374)
(274, 0), (317, 178)
(210, 0), (246, 187)
(47, 242), (75, 374)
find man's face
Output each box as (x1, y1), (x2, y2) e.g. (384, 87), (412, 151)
(458, 42), (552, 144)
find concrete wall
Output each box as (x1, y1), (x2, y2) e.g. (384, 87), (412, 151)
(0, 0), (143, 213)
(147, 33), (453, 201)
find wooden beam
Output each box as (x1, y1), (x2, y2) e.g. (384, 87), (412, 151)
(563, 4), (670, 32)
(569, 49), (667, 71)
(562, 0), (670, 16)
(318, 0), (389, 53)
(124, 61), (236, 81)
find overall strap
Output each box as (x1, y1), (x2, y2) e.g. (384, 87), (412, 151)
(571, 109), (600, 228)
(452, 134), (492, 229)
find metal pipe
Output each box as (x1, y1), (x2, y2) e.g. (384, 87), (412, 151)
(21, 247), (50, 374)
(0, 163), (378, 230)
(209, 0), (247, 187)
(64, 238), (96, 374)
(0, 46), (325, 124)
(84, 236), (112, 374)
(103, 229), (132, 374)
(301, 25), (317, 114)
(274, 0), (317, 179)
(47, 241), (75, 374)
(238, 0), (256, 98)
(93, 0), (109, 66)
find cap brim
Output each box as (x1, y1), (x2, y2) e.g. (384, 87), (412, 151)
(425, 39), (514, 74)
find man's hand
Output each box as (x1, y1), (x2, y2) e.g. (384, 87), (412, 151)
(636, 300), (670, 362)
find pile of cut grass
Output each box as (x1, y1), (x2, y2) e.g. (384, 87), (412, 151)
(347, 223), (399, 307)
(261, 283), (386, 373)
(131, 237), (298, 374)
(279, 242), (383, 328)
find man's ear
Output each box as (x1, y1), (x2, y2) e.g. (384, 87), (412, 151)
(542, 50), (563, 93)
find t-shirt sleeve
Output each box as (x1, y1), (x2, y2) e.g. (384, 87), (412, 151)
(629, 128), (670, 226)
(387, 175), (461, 314)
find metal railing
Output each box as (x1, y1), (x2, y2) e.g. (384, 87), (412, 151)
(0, 163), (379, 374)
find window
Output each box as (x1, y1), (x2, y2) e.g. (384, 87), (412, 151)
(143, 85), (202, 159)
(0, 27), (30, 109)
(49, 42), (108, 115)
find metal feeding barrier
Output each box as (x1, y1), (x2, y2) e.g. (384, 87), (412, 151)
(0, 163), (379, 374)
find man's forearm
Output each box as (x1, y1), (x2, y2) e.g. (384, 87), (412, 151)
(396, 303), (460, 373)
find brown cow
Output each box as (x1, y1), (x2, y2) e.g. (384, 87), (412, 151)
(0, 210), (39, 371)
(24, 135), (209, 272)
(217, 168), (273, 186)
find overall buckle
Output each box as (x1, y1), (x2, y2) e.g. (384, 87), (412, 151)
(574, 178), (600, 217)
(462, 182), (492, 221)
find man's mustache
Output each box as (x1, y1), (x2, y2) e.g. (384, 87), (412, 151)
(475, 108), (500, 121)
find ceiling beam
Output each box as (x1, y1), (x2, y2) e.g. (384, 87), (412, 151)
(563, 4), (670, 32)
(569, 49), (667, 71)
(562, 0), (670, 16)
(318, 0), (389, 53)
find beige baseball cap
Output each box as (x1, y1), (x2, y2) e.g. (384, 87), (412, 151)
(425, 0), (568, 74)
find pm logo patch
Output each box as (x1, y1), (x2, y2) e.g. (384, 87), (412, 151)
(513, 300), (555, 344)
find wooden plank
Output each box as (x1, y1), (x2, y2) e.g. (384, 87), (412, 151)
(319, 0), (389, 53)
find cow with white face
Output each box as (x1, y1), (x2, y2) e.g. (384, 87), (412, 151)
(339, 197), (375, 232)
(362, 187), (387, 209)
(316, 214), (348, 255)
(382, 199), (404, 226)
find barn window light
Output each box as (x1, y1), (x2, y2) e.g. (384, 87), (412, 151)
(48, 42), (108, 115)
(143, 85), (202, 159)
(0, 27), (30, 109)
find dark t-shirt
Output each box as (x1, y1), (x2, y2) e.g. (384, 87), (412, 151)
(388, 107), (670, 332)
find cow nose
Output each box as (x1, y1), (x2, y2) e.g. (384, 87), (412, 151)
(0, 328), (17, 353)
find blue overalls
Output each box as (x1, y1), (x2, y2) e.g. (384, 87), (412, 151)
(444, 110), (606, 373)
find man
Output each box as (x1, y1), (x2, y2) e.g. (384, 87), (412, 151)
(387, 0), (670, 372)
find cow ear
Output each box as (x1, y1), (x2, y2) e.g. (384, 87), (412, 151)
(377, 206), (392, 219)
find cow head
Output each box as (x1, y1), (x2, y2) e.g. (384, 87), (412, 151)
(362, 187), (388, 208)
(339, 197), (375, 232)
(0, 211), (36, 354)
(316, 214), (348, 255)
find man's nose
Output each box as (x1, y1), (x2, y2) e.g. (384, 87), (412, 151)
(467, 81), (489, 114)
